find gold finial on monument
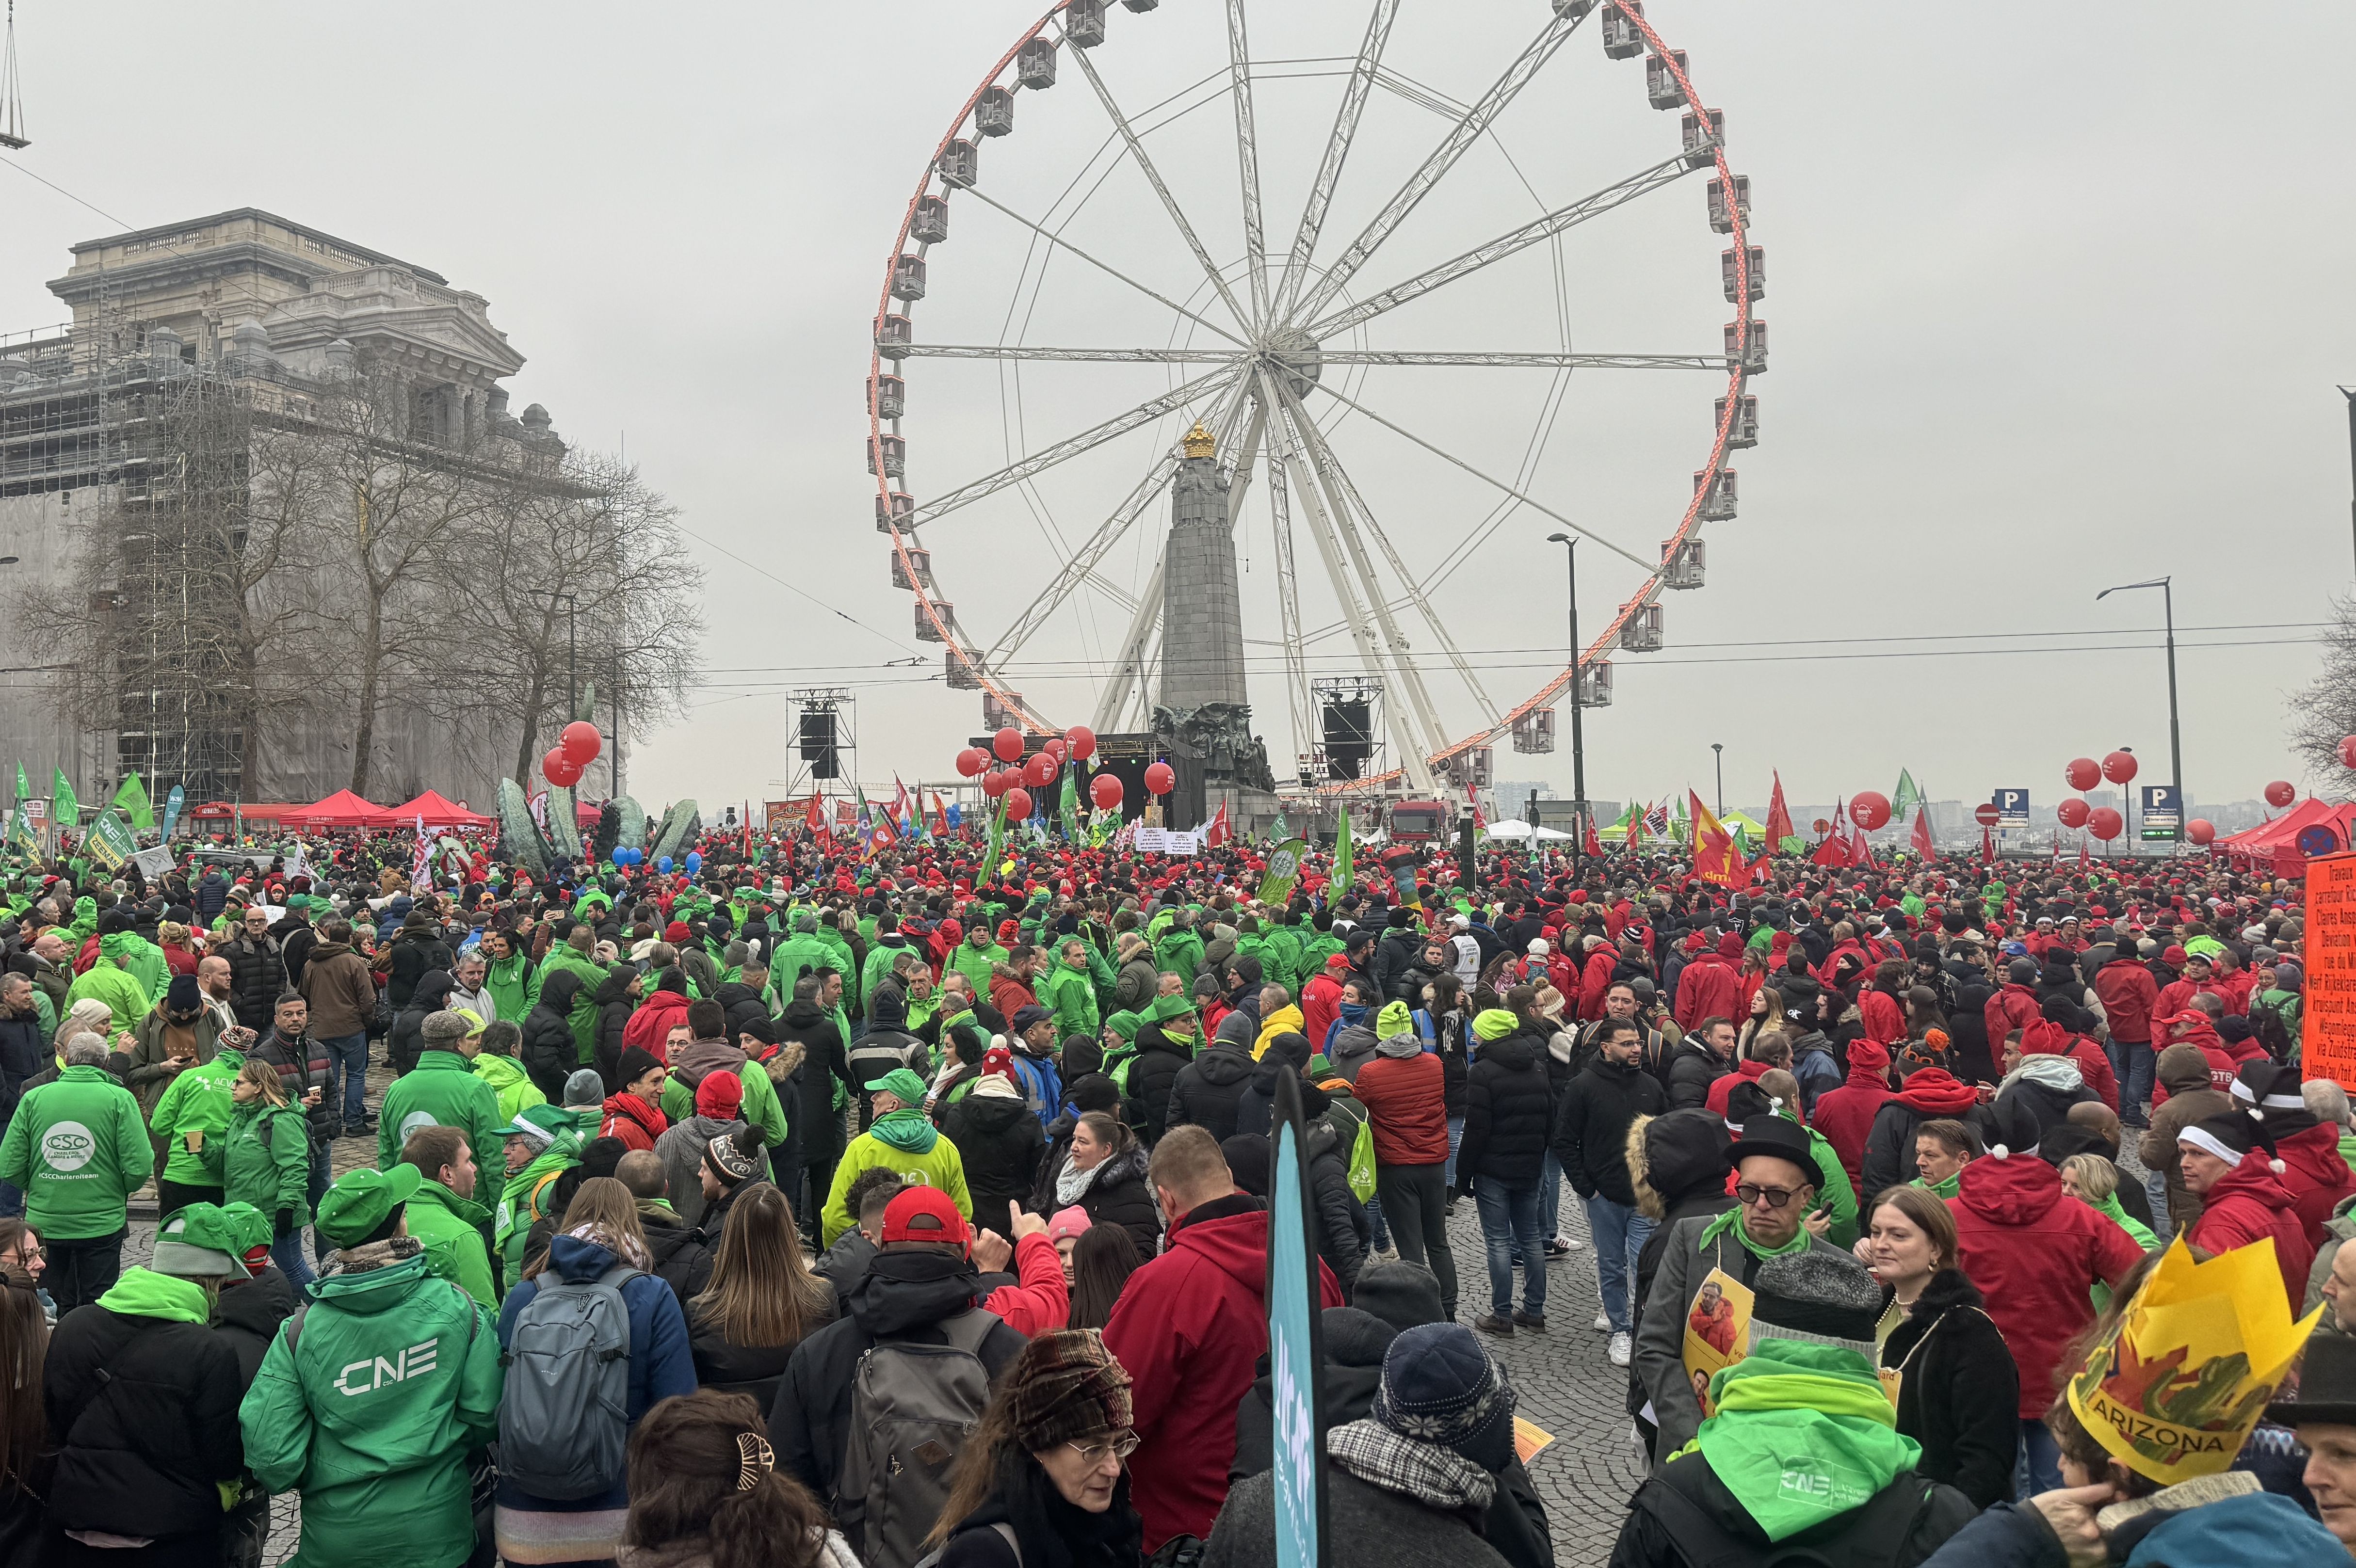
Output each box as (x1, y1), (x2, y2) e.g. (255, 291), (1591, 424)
(1181, 420), (1216, 460)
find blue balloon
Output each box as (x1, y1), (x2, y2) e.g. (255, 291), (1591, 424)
(685, 851), (703, 874)
(626, 847), (643, 865)
(657, 856), (674, 873)
(612, 847), (629, 865)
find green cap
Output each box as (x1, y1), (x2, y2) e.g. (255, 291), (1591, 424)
(865, 1066), (930, 1105)
(218, 1200), (274, 1269)
(1104, 1009), (1142, 1043)
(508, 1102), (575, 1148)
(152, 1202), (256, 1279)
(1472, 1008), (1520, 1041)
(1375, 1000), (1416, 1040)
(316, 1164), (422, 1248)
(1145, 993), (1195, 1026)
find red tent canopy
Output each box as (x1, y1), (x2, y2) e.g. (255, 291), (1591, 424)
(387, 790), (494, 830)
(281, 789), (395, 830)
(2214, 797), (2356, 877)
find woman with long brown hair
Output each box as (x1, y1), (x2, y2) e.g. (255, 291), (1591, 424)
(925, 1329), (1142, 1568)
(1065, 1226), (1143, 1333)
(617, 1391), (851, 1568)
(0, 1217), (52, 1559)
(686, 1184), (836, 1407)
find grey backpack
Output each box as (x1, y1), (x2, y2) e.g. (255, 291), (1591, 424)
(836, 1310), (999, 1568)
(497, 1262), (641, 1500)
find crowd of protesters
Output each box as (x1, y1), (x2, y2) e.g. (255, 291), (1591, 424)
(0, 805), (2344, 1568)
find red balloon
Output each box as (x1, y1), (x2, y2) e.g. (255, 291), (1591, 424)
(542, 749), (582, 788)
(560, 720), (602, 765)
(2187, 818), (2216, 846)
(1065, 726), (1097, 762)
(992, 727), (1024, 763)
(1144, 761), (1175, 795)
(981, 768), (1011, 799)
(1025, 752), (1059, 788)
(2056, 798), (2090, 829)
(1042, 736), (1065, 759)
(1089, 772), (1123, 811)
(2340, 736), (2356, 770)
(2101, 750), (2137, 785)
(2064, 757), (2101, 792)
(1849, 791), (1891, 832)
(2087, 807), (2123, 840)
(2266, 780), (2297, 808)
(1002, 787), (1033, 821)
(954, 747), (987, 778)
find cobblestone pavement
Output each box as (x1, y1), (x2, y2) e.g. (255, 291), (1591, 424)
(119, 1053), (2165, 1568)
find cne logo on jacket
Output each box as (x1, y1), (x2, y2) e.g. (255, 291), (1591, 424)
(336, 1338), (440, 1396)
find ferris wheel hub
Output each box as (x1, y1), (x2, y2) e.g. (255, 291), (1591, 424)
(1257, 325), (1323, 402)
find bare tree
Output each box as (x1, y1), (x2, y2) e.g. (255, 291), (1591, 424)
(2289, 590), (2356, 788)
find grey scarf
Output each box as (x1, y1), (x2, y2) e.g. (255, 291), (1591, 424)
(1325, 1418), (1495, 1513)
(1054, 1153), (1101, 1208)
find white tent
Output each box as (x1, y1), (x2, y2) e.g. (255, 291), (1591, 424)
(1484, 819), (1574, 842)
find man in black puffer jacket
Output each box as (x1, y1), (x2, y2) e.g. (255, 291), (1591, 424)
(775, 979), (856, 1232)
(1126, 1010), (1197, 1146)
(518, 967), (584, 1104)
(1167, 1010), (1260, 1142)
(219, 907), (287, 1031)
(1303, 1115), (1369, 1297)
(940, 1063), (1045, 1229)
(1457, 1010), (1558, 1333)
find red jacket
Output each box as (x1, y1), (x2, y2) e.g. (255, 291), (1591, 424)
(622, 990), (691, 1059)
(1102, 1200), (1341, 1551)
(2024, 1022), (2120, 1115)
(979, 1230), (1071, 1336)
(1300, 969), (1345, 1054)
(1951, 1151), (2143, 1418)
(1353, 1051), (1450, 1166)
(2211, 969), (2256, 1017)
(2155, 977), (2219, 1023)
(2272, 1121), (2356, 1250)
(1704, 1058), (1774, 1119)
(1810, 1067), (1893, 1187)
(989, 971), (1039, 1020)
(2093, 961), (2160, 1043)
(1673, 952), (1743, 1033)
(1858, 989), (1904, 1048)
(598, 1092), (667, 1153)
(2187, 1150), (2313, 1312)
(1982, 983), (2043, 1055)
(1577, 947), (1617, 1021)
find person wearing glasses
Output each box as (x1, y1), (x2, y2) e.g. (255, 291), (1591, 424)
(1631, 1111), (1852, 1465)
(922, 1328), (1142, 1568)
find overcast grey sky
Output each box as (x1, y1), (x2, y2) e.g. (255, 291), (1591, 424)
(3, 1), (2349, 818)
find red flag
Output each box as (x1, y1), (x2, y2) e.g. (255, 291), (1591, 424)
(1583, 814), (1603, 858)
(1981, 824), (1995, 865)
(1205, 801), (1232, 849)
(929, 792), (949, 838)
(1910, 806), (1935, 859)
(2078, 837), (2090, 870)
(1765, 771), (1795, 849)
(1812, 798), (1854, 868)
(1689, 791), (1740, 886)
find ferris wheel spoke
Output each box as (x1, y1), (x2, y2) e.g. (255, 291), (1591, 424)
(903, 344), (1248, 364)
(1306, 152), (1702, 340)
(1092, 553), (1167, 733)
(1262, 416), (1314, 773)
(1288, 10), (1583, 329)
(1273, 381), (1453, 764)
(1311, 351), (1728, 369)
(1273, 0), (1400, 322)
(960, 186), (1247, 347)
(1227, 0), (1270, 323)
(1300, 377), (1654, 572)
(908, 365), (1242, 530)
(1065, 38), (1255, 333)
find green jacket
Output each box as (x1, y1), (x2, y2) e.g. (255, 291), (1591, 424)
(861, 938), (920, 1016)
(537, 945), (608, 1064)
(813, 927), (857, 1005)
(404, 1178), (499, 1309)
(65, 948), (149, 1035)
(149, 1051), (241, 1187)
(377, 1052), (508, 1179)
(0, 1063), (150, 1238)
(1036, 958), (1099, 1039)
(469, 1051), (546, 1125)
(1264, 925), (1306, 993)
(483, 952), (540, 1026)
(496, 1140), (580, 1285)
(1154, 928), (1206, 985)
(113, 931), (172, 1007)
(948, 938), (1008, 1001)
(820, 1122), (971, 1246)
(768, 932), (835, 1003)
(239, 1253), (502, 1568)
(224, 1097), (311, 1226)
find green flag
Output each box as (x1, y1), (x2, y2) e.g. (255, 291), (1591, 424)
(1269, 811), (1289, 842)
(1258, 838), (1307, 905)
(111, 771), (154, 833)
(1058, 767), (1080, 842)
(6, 801), (33, 852)
(985, 792), (1008, 872)
(86, 809), (136, 872)
(1892, 769), (1921, 822)
(1334, 806), (1354, 892)
(51, 768), (78, 830)
(12, 764), (25, 807)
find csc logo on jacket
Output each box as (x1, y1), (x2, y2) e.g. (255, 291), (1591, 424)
(335, 1339), (440, 1396)
(41, 1122), (96, 1172)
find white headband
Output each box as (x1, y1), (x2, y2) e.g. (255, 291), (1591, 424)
(2176, 1126), (2243, 1167)
(2228, 1079), (2303, 1112)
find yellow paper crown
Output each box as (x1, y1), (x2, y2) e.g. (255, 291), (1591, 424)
(2066, 1235), (2323, 1485)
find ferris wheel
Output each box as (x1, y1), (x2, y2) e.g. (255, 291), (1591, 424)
(867, 0), (1763, 797)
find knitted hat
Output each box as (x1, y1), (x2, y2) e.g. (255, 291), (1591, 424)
(1004, 1329), (1134, 1452)
(1985, 1095), (2046, 1162)
(1373, 1323), (1517, 1472)
(880, 1184), (969, 1246)
(702, 1126), (762, 1187)
(1047, 1206), (1094, 1243)
(616, 1046), (664, 1086)
(1353, 1260), (1446, 1334)
(421, 1009), (471, 1047)
(866, 1066), (929, 1105)
(1750, 1250), (1886, 1359)
(695, 1072), (745, 1121)
(2233, 1062), (2316, 1138)
(1471, 1008), (1519, 1041)
(164, 973), (202, 1013)
(979, 1044), (1017, 1082)
(1104, 1009), (1143, 1044)
(1222, 1134), (1270, 1198)
(564, 1069), (606, 1109)
(151, 1201), (259, 1279)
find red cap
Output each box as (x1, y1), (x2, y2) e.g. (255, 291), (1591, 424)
(881, 1185), (971, 1247)
(695, 1072), (745, 1120)
(2163, 944), (2188, 966)
(665, 921), (690, 943)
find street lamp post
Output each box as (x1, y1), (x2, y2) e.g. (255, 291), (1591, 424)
(1547, 533), (1588, 871)
(2340, 387), (2356, 575)
(1712, 742), (1724, 817)
(2096, 577), (2182, 848)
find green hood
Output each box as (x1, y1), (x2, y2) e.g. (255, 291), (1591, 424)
(1912, 1170), (1960, 1200)
(407, 1176), (490, 1233)
(307, 1250), (434, 1313)
(1691, 1338), (1920, 1542)
(870, 1105), (939, 1154)
(98, 930), (135, 964)
(97, 1265), (210, 1324)
(471, 1052), (529, 1089)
